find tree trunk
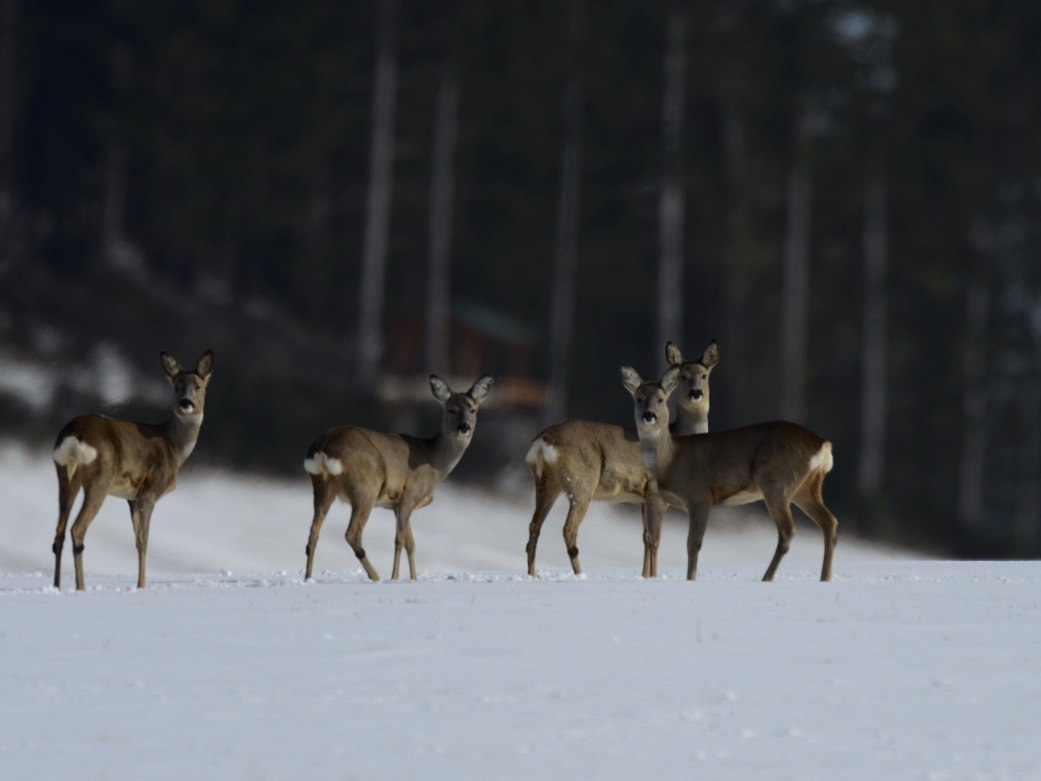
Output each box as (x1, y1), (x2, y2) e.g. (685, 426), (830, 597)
(721, 95), (748, 421)
(0, 0), (16, 275)
(295, 173), (333, 320)
(657, 7), (687, 366)
(547, 0), (585, 422)
(0, 0), (15, 202)
(781, 161), (810, 422)
(100, 44), (146, 280)
(858, 173), (889, 497)
(1015, 380), (1040, 546)
(356, 0), (398, 390)
(957, 285), (989, 530)
(425, 51), (459, 376)
(101, 141), (128, 267)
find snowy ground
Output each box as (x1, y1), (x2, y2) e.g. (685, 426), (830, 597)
(2, 442), (1039, 780)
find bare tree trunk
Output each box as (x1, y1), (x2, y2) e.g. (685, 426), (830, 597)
(356, 0), (398, 390)
(780, 161), (810, 422)
(1015, 381), (1041, 546)
(657, 6), (687, 366)
(101, 141), (128, 266)
(0, 0), (15, 204)
(0, 0), (15, 276)
(295, 173), (333, 320)
(101, 45), (128, 271)
(858, 173), (889, 497)
(547, 0), (585, 422)
(958, 285), (989, 529)
(100, 44), (148, 281)
(721, 95), (748, 420)
(425, 51), (459, 376)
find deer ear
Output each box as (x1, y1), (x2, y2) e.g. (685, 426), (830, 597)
(665, 341), (685, 367)
(699, 340), (719, 371)
(467, 374), (494, 405)
(429, 375), (453, 403)
(660, 366), (681, 396)
(621, 365), (643, 397)
(195, 349), (214, 378)
(160, 352), (183, 380)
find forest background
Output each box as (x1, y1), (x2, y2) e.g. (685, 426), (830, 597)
(1, 0), (1039, 558)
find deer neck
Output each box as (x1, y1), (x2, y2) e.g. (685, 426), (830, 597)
(426, 430), (470, 477)
(638, 425), (679, 479)
(162, 411), (204, 467)
(673, 404), (708, 436)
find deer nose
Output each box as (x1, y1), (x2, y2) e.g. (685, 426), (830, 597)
(642, 411), (657, 424)
(689, 389), (703, 402)
(179, 399), (195, 412)
(456, 423), (471, 435)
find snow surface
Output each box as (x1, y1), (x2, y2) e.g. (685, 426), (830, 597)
(2, 442), (1039, 780)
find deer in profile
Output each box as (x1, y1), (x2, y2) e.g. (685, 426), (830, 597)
(303, 374), (493, 581)
(621, 363), (837, 582)
(525, 340), (718, 578)
(51, 350), (214, 590)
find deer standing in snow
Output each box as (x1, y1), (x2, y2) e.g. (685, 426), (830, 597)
(51, 350), (214, 590)
(621, 363), (837, 581)
(525, 341), (718, 577)
(303, 374), (493, 581)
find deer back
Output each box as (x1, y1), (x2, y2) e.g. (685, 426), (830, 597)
(307, 427), (444, 503)
(663, 422), (829, 507)
(55, 414), (181, 498)
(528, 420), (652, 501)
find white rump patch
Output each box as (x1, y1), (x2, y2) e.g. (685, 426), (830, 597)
(304, 452), (343, 477)
(525, 438), (558, 479)
(53, 436), (98, 478)
(809, 442), (834, 474)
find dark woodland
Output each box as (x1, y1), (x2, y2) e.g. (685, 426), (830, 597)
(2, 0), (1041, 557)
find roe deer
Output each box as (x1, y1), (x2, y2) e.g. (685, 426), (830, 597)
(303, 374), (493, 581)
(51, 350), (214, 590)
(525, 341), (718, 577)
(621, 364), (837, 581)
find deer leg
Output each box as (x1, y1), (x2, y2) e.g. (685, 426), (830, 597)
(642, 493), (666, 578)
(793, 477), (838, 582)
(402, 512), (419, 581)
(686, 502), (711, 580)
(128, 499), (141, 582)
(526, 481), (561, 576)
(131, 498), (156, 589)
(345, 500), (379, 582)
(391, 505), (419, 581)
(52, 468), (79, 589)
(305, 477), (336, 580)
(762, 489), (797, 582)
(561, 494), (591, 575)
(70, 485), (108, 591)
(641, 503), (652, 578)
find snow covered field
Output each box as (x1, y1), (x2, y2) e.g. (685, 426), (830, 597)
(2, 442), (1039, 780)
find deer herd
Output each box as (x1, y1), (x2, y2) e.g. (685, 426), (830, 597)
(49, 341), (838, 590)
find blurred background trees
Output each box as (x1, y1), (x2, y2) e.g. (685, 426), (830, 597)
(2, 0), (1041, 557)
